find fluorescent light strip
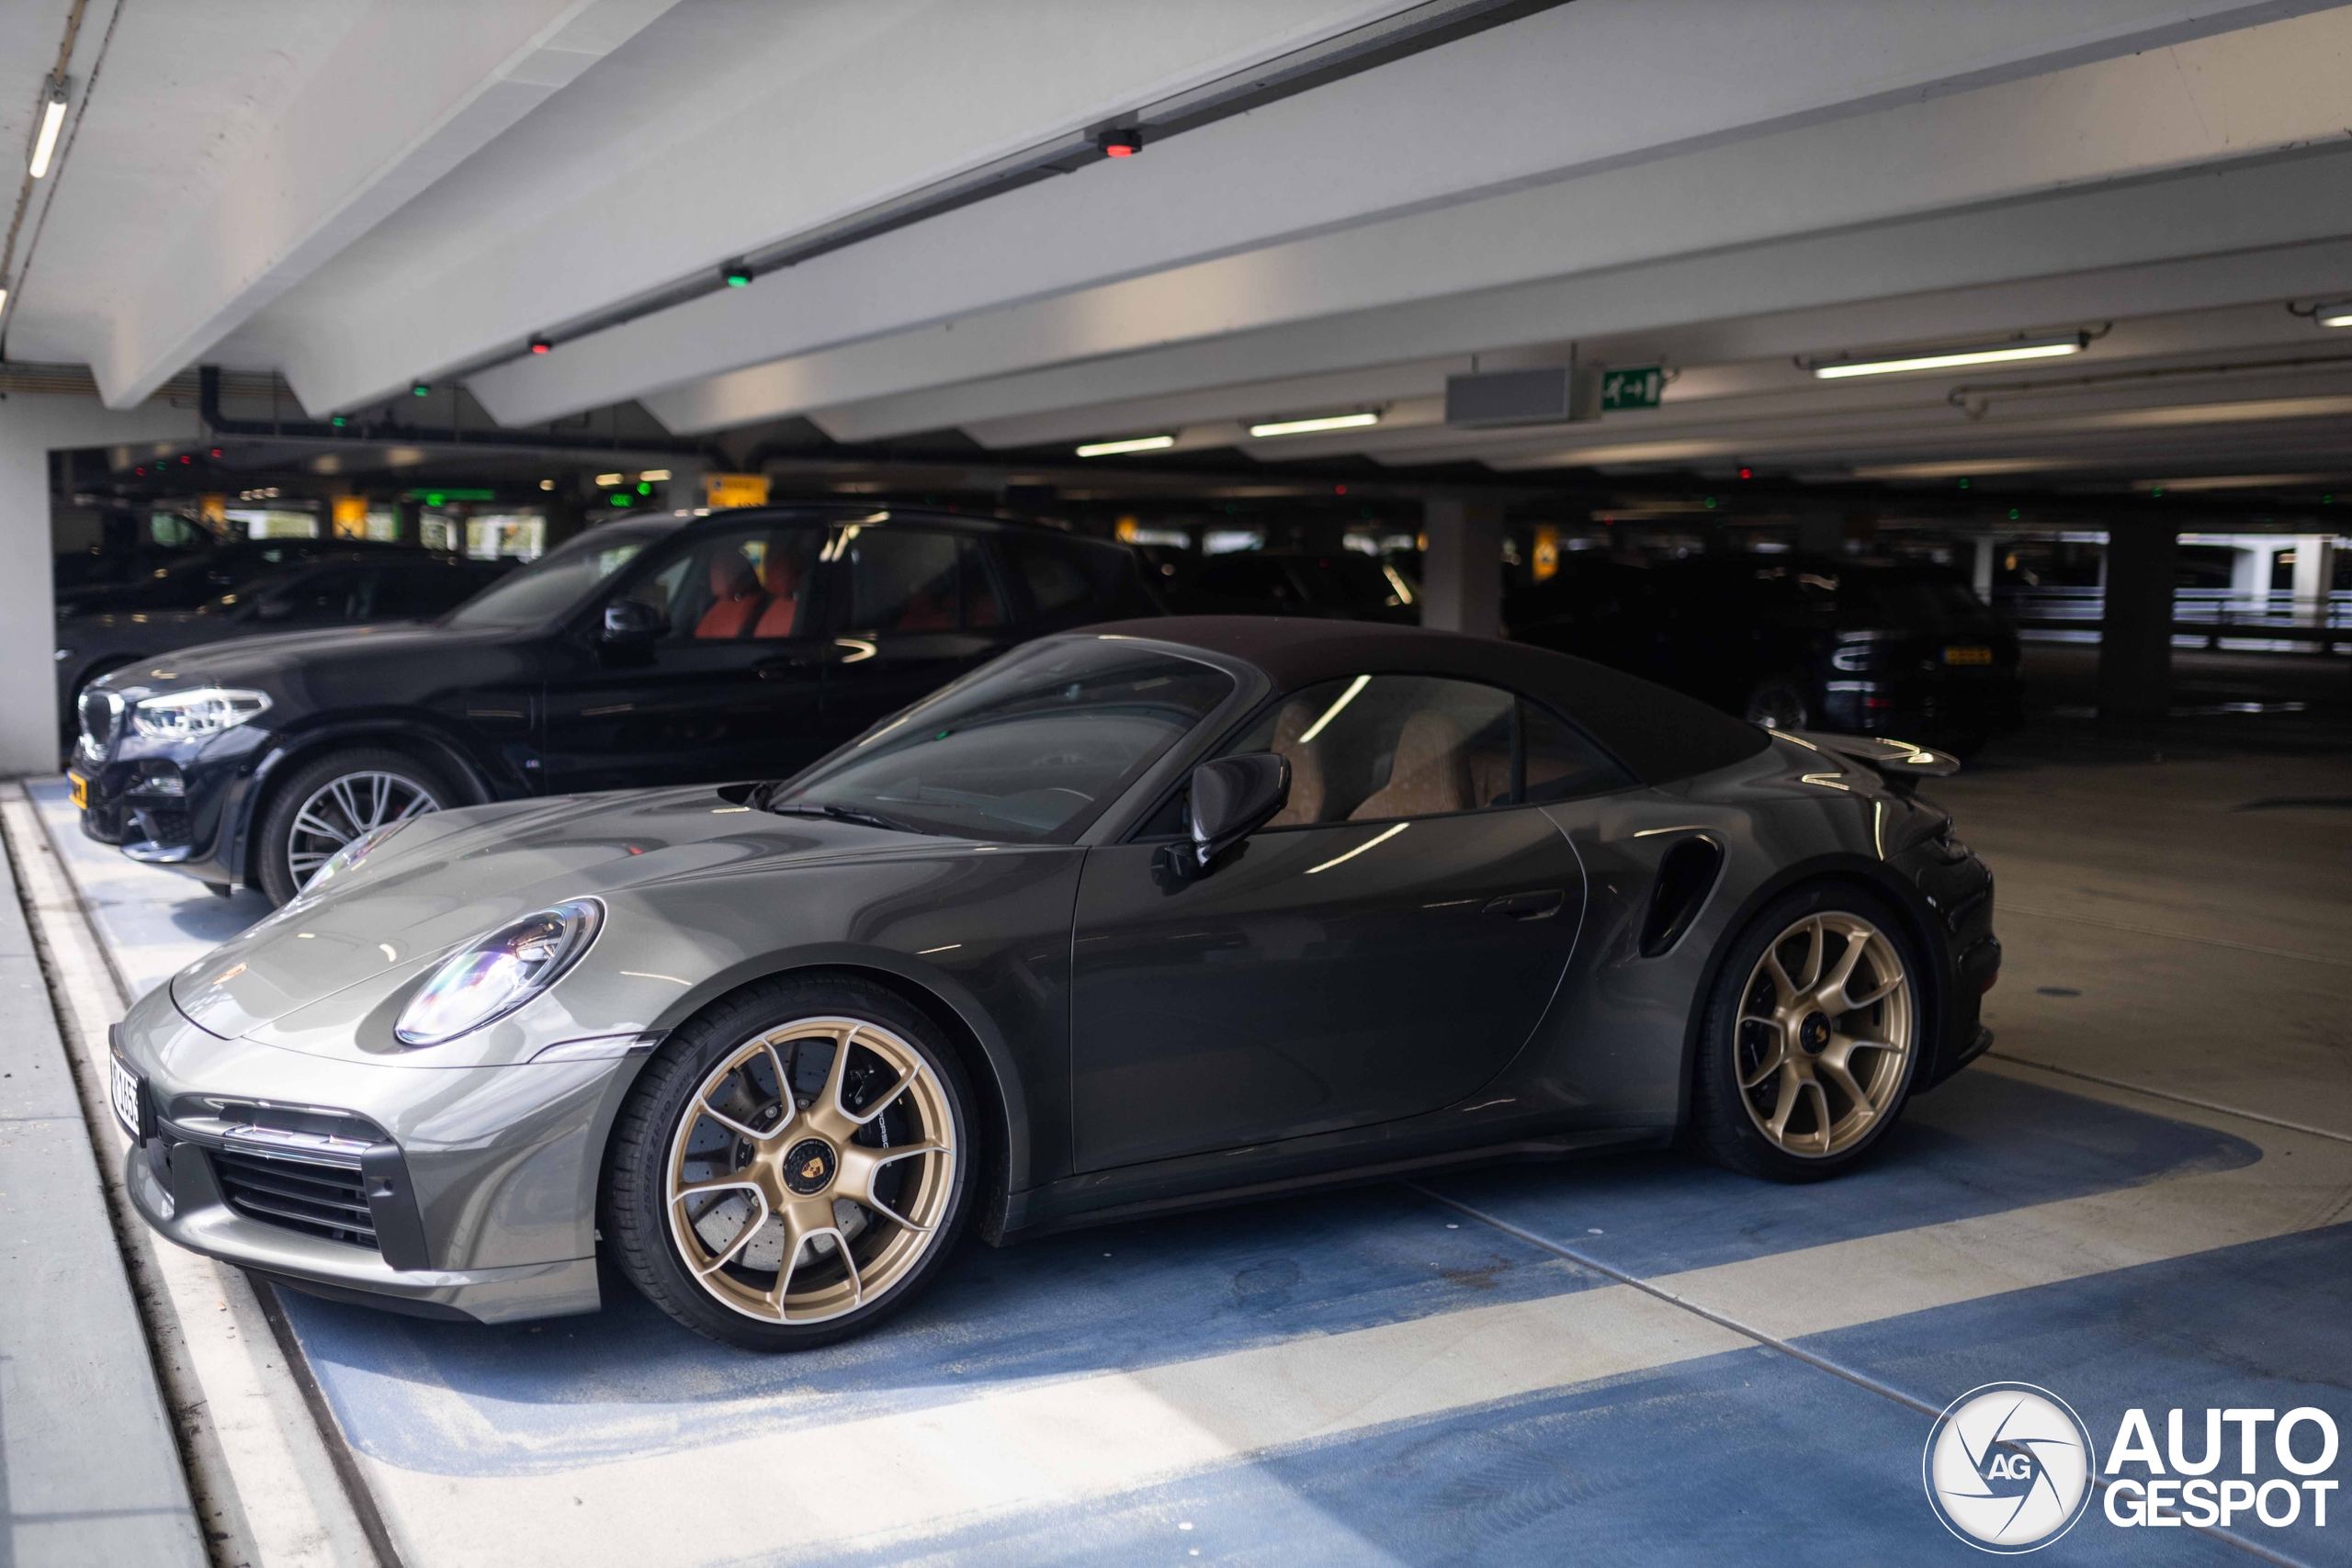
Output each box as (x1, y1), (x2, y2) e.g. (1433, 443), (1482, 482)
(1812, 338), (2084, 379)
(1295, 674), (1370, 745)
(1249, 412), (1380, 438)
(2315, 303), (2352, 328)
(1074, 434), (1175, 457)
(28, 88), (66, 179)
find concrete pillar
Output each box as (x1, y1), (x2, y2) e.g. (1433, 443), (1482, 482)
(2098, 522), (2178, 721)
(2229, 540), (2274, 612)
(2290, 534), (2335, 625)
(1971, 536), (1997, 600)
(1420, 498), (1505, 638)
(1, 394), (200, 773)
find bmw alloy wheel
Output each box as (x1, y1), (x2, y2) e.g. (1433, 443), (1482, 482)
(285, 770), (441, 884)
(1733, 911), (1915, 1157)
(664, 1016), (957, 1325)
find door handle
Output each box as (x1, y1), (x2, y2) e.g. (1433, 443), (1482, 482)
(1484, 889), (1565, 921)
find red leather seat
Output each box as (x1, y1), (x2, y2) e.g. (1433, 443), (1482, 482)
(695, 554), (766, 638)
(752, 552), (802, 637)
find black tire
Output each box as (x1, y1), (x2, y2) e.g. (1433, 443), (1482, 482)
(254, 747), (456, 905)
(602, 974), (978, 1352)
(1742, 677), (1811, 730)
(1689, 882), (1927, 1182)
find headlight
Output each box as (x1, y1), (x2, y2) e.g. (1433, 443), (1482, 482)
(298, 820), (410, 899)
(395, 900), (602, 1046)
(130, 687), (271, 740)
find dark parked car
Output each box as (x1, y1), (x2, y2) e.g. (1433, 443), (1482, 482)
(54, 551), (513, 746)
(1170, 549), (1420, 622)
(55, 535), (435, 617)
(1508, 555), (2021, 750)
(70, 506), (1161, 903)
(112, 615), (1997, 1346)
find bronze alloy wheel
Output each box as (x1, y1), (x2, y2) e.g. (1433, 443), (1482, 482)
(1733, 910), (1915, 1158)
(663, 1015), (956, 1325)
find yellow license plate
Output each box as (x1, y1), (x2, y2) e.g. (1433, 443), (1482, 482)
(69, 773), (87, 810)
(1944, 645), (1993, 666)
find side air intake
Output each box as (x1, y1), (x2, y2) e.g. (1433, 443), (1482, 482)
(1639, 836), (1724, 957)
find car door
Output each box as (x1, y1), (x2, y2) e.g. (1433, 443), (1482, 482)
(1068, 673), (1623, 1172)
(538, 522), (836, 793)
(816, 525), (1019, 743)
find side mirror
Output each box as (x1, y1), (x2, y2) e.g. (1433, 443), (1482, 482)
(1159, 751), (1289, 884)
(601, 598), (669, 643)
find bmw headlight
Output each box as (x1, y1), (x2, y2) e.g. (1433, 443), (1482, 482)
(130, 687), (271, 740)
(395, 900), (603, 1046)
(298, 820), (411, 899)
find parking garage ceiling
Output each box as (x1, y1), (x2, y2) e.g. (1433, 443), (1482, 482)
(10, 0), (2352, 499)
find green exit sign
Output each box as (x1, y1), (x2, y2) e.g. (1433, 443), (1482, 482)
(1600, 366), (1664, 412)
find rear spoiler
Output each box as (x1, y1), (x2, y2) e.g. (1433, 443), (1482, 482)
(1777, 729), (1960, 793)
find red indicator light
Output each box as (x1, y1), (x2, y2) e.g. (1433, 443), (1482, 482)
(1738, 467), (1752, 479)
(209, 447), (222, 457)
(1098, 130), (1142, 158)
(1334, 483), (1347, 495)
(529, 336), (552, 355)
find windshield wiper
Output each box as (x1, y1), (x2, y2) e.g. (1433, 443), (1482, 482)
(763, 801), (933, 835)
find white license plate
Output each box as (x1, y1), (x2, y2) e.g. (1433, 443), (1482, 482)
(109, 1055), (144, 1140)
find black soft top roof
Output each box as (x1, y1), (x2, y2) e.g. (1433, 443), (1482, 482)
(1081, 615), (1770, 785)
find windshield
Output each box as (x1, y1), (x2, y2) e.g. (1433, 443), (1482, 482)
(769, 638), (1235, 843)
(443, 521), (683, 628)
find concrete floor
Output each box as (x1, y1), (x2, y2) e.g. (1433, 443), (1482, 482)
(9, 649), (2349, 1567)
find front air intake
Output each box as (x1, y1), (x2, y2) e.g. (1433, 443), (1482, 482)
(211, 1146), (379, 1251)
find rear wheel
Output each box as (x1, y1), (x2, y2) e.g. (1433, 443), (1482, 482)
(1742, 677), (1810, 730)
(603, 976), (976, 1351)
(254, 748), (451, 905)
(1690, 885), (1923, 1181)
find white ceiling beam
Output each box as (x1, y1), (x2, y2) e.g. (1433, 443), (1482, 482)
(250, 0), (1438, 415)
(88, 0), (684, 411)
(479, 0), (2352, 432)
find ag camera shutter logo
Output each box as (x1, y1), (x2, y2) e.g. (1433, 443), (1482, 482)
(1924, 1382), (2098, 1551)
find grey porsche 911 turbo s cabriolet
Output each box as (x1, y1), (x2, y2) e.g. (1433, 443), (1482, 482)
(111, 616), (1999, 1350)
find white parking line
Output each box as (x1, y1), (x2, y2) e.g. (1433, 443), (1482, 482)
(1, 784), (385, 1568)
(347, 1061), (2352, 1568)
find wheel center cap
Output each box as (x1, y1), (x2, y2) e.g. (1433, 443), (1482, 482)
(782, 1138), (836, 1196)
(1798, 1011), (1832, 1054)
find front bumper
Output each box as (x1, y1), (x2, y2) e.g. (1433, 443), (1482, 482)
(72, 726), (270, 885)
(114, 991), (648, 1325)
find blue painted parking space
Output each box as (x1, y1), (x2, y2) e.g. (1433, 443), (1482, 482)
(28, 776), (2352, 1568)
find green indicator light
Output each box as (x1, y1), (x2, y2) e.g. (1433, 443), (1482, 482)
(2008, 508), (2020, 521)
(425, 492), (445, 506)
(637, 480), (652, 495)
(1957, 478), (1970, 490)
(2324, 494), (2334, 504)
(2152, 488), (2165, 498)
(331, 416), (347, 428)
(725, 269), (752, 288)
(412, 383), (430, 398)
(1702, 496), (1715, 509)
(609, 492), (632, 507)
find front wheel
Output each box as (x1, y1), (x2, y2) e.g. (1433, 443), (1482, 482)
(254, 748), (451, 905)
(1689, 885), (1924, 1181)
(603, 976), (976, 1351)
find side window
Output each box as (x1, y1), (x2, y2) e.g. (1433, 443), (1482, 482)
(845, 530), (964, 632)
(374, 563), (490, 618)
(259, 565), (368, 622)
(1001, 535), (1158, 628)
(961, 539), (1007, 628)
(1224, 675), (1516, 825)
(621, 527), (822, 641)
(1182, 676), (1633, 831)
(1521, 701), (1632, 803)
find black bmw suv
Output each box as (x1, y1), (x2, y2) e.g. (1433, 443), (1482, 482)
(71, 505), (1161, 904)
